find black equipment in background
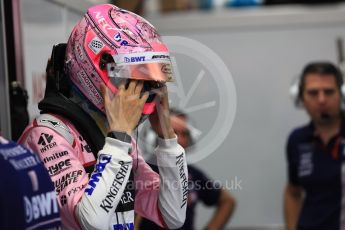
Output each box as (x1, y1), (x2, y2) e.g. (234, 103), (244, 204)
(10, 81), (29, 141)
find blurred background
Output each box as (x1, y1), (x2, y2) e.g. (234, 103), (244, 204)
(1, 0), (345, 229)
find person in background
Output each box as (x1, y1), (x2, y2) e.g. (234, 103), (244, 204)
(0, 135), (61, 229)
(18, 4), (187, 230)
(284, 62), (345, 230)
(137, 109), (236, 230)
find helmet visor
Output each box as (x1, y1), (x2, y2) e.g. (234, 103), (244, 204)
(108, 52), (174, 83)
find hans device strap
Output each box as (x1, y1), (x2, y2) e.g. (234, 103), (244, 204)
(38, 94), (105, 161)
(45, 43), (70, 98)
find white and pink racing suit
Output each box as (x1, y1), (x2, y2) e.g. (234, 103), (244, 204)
(19, 113), (188, 230)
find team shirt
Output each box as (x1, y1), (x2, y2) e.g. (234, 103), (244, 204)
(0, 137), (61, 230)
(287, 120), (345, 229)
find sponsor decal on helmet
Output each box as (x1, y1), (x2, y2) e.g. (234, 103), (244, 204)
(77, 70), (103, 105)
(94, 11), (118, 31)
(113, 52), (171, 65)
(152, 54), (170, 60)
(114, 32), (129, 46)
(88, 36), (104, 55)
(124, 56), (146, 63)
(75, 43), (84, 60)
(114, 33), (121, 42)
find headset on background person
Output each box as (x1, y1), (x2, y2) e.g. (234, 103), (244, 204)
(290, 38), (345, 107)
(289, 62), (345, 107)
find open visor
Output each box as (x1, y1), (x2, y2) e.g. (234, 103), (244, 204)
(107, 52), (175, 83)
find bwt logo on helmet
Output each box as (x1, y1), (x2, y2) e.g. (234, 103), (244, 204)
(85, 154), (112, 196)
(124, 56), (145, 63)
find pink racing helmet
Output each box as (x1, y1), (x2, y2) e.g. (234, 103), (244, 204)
(65, 4), (174, 115)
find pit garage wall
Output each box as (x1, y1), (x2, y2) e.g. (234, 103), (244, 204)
(20, 0), (96, 120)
(0, 0), (11, 139)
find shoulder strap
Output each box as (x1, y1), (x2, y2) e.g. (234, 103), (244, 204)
(38, 93), (105, 156)
(35, 113), (74, 146)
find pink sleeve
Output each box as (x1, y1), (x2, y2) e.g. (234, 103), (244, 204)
(19, 126), (89, 229)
